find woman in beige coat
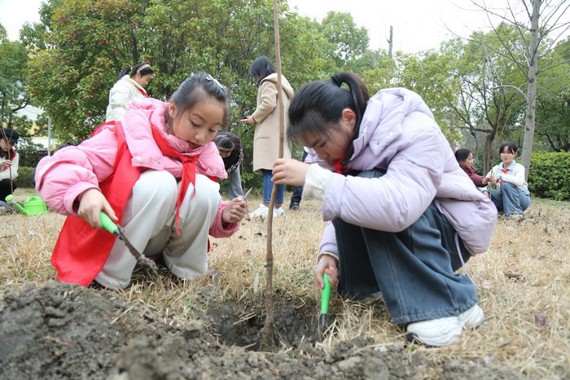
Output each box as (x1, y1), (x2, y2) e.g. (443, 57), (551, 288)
(242, 56), (294, 219)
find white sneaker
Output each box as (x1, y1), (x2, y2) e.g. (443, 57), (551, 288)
(406, 317), (463, 347)
(273, 207), (285, 217)
(249, 204), (268, 219)
(458, 304), (484, 329)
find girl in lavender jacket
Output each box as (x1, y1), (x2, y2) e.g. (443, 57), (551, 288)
(36, 73), (247, 289)
(272, 72), (497, 347)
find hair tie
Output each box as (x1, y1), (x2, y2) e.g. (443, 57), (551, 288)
(136, 64), (151, 74)
(331, 75), (342, 87)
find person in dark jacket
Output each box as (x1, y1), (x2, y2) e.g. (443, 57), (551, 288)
(0, 128), (20, 202)
(454, 148), (489, 188)
(214, 131), (244, 199)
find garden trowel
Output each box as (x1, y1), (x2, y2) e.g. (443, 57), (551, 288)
(318, 273), (332, 337)
(99, 212), (159, 275)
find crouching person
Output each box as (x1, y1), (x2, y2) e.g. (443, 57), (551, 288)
(35, 72), (247, 289)
(272, 72), (497, 347)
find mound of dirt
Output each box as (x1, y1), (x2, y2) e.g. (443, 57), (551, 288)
(0, 282), (526, 379)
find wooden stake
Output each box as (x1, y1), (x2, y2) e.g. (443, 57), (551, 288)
(260, 0), (285, 350)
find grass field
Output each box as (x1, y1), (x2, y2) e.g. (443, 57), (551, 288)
(1, 187), (569, 379)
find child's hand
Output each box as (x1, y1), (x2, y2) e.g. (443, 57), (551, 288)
(272, 158), (309, 186)
(315, 254), (339, 290)
(77, 188), (117, 229)
(0, 159), (11, 166)
(222, 197), (247, 224)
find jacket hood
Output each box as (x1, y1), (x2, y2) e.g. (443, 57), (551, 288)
(349, 88), (435, 171)
(261, 73), (294, 99)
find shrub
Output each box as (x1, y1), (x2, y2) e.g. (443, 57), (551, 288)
(529, 152), (570, 201)
(15, 166), (36, 188)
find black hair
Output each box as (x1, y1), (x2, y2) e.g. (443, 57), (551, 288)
(287, 72), (369, 155)
(249, 56), (276, 85)
(165, 72), (229, 131)
(214, 133), (235, 152)
(118, 62), (154, 81)
(454, 148), (472, 162)
(499, 142), (518, 155)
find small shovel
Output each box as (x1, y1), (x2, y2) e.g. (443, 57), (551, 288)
(99, 212), (159, 275)
(318, 273), (332, 336)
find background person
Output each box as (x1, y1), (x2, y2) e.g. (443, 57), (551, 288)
(0, 127), (20, 203)
(214, 131), (245, 199)
(105, 62), (154, 122)
(272, 72), (497, 347)
(35, 72), (246, 289)
(485, 142), (530, 218)
(241, 56), (294, 219)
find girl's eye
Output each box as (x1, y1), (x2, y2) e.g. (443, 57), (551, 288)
(319, 141), (326, 148)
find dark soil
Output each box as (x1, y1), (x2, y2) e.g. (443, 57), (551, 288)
(0, 282), (528, 380)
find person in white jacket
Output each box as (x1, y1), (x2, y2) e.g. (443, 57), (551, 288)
(484, 142), (530, 218)
(105, 63), (154, 122)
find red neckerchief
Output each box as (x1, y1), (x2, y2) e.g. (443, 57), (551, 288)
(500, 167), (508, 185)
(151, 125), (200, 235)
(137, 87), (149, 98)
(331, 155), (348, 174)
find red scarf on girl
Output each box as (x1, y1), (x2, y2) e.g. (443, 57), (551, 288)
(151, 125), (200, 235)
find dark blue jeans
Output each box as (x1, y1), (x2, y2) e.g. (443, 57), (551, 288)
(333, 170), (478, 324)
(490, 182), (530, 215)
(263, 169), (284, 205)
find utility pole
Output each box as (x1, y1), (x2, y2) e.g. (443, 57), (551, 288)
(388, 25), (393, 59)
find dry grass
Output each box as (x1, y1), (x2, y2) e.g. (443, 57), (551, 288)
(1, 188), (569, 379)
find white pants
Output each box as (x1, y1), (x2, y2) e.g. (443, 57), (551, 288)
(96, 171), (221, 288)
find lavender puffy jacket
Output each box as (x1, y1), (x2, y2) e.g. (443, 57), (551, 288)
(318, 88), (497, 256)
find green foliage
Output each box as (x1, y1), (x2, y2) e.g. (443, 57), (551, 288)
(0, 34), (31, 131)
(15, 166), (36, 188)
(528, 152), (570, 201)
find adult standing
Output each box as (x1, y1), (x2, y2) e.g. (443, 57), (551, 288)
(105, 63), (154, 122)
(0, 128), (20, 202)
(241, 56), (294, 219)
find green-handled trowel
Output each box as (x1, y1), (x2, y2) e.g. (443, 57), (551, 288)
(318, 273), (332, 336)
(100, 212), (159, 275)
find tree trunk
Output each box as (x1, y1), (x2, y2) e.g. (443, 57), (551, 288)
(521, 0), (541, 181)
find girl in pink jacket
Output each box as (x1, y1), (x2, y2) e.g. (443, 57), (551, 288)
(36, 72), (247, 289)
(273, 72), (497, 347)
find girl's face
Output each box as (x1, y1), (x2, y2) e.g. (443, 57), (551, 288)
(169, 98), (225, 149)
(460, 153), (474, 169)
(500, 147), (517, 167)
(0, 138), (13, 153)
(298, 108), (356, 165)
(135, 73), (153, 88)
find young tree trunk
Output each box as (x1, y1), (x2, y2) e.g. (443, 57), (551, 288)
(260, 0), (285, 350)
(521, 0), (541, 181)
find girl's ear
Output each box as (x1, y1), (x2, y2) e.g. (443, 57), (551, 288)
(168, 100), (177, 118)
(341, 108), (357, 129)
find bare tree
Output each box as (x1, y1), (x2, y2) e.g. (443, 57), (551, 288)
(470, 0), (570, 180)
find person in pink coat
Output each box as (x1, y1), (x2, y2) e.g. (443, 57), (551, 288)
(36, 72), (247, 289)
(273, 72), (497, 347)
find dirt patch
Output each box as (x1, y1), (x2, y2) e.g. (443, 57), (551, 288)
(0, 282), (529, 379)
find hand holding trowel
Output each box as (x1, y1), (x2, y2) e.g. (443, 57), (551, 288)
(99, 212), (159, 275)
